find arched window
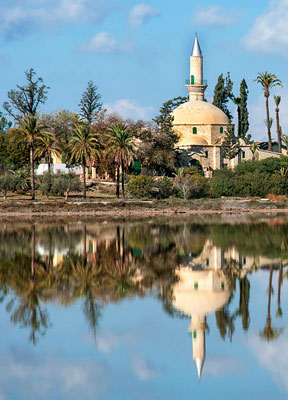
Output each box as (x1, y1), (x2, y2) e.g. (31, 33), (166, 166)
(242, 151), (246, 159)
(220, 127), (224, 134)
(193, 331), (197, 339)
(193, 127), (197, 134)
(191, 75), (195, 84)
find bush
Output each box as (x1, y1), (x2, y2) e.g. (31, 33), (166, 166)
(126, 175), (153, 198)
(174, 175), (209, 199)
(0, 172), (23, 199)
(154, 177), (174, 199)
(38, 172), (81, 199)
(210, 169), (237, 198)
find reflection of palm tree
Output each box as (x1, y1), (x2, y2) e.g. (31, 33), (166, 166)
(6, 225), (50, 345)
(277, 262), (283, 317)
(70, 257), (102, 339)
(259, 264), (283, 341)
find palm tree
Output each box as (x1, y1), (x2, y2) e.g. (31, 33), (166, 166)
(251, 142), (259, 161)
(107, 123), (135, 198)
(277, 262), (283, 317)
(274, 96), (282, 153)
(69, 123), (101, 198)
(34, 131), (62, 174)
(255, 72), (282, 151)
(10, 115), (47, 200)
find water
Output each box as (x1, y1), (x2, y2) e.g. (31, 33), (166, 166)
(0, 217), (288, 399)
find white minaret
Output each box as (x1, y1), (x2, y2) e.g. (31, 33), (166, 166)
(186, 34), (207, 102)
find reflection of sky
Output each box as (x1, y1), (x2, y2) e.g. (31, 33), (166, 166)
(0, 271), (287, 399)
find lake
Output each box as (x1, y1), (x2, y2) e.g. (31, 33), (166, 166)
(0, 216), (287, 400)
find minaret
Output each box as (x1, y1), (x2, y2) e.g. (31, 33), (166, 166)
(186, 34), (207, 102)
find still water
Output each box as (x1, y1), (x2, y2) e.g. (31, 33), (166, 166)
(0, 217), (288, 399)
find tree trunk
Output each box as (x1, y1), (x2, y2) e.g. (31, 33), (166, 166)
(267, 264), (273, 323)
(82, 157), (86, 199)
(116, 167), (120, 198)
(31, 224), (35, 280)
(121, 159), (125, 199)
(276, 108), (282, 153)
(30, 144), (35, 200)
(265, 95), (272, 152)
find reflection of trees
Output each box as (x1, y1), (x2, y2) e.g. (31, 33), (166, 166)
(277, 262), (283, 317)
(259, 264), (283, 342)
(5, 225), (50, 345)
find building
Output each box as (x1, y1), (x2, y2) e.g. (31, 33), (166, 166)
(172, 35), (282, 177)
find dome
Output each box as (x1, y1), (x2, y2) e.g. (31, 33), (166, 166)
(172, 100), (229, 126)
(177, 135), (208, 147)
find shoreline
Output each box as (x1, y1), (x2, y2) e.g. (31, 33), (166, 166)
(1, 198), (288, 220)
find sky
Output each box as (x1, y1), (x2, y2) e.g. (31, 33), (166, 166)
(0, 0), (288, 140)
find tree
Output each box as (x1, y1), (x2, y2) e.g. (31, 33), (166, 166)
(107, 123), (135, 198)
(213, 73), (234, 121)
(251, 142), (259, 161)
(274, 95), (282, 153)
(254, 72), (283, 151)
(79, 81), (102, 125)
(138, 97), (184, 176)
(34, 131), (62, 174)
(69, 123), (101, 198)
(0, 114), (11, 134)
(236, 79), (249, 139)
(264, 118), (273, 146)
(3, 68), (49, 119)
(9, 116), (47, 199)
(222, 125), (240, 160)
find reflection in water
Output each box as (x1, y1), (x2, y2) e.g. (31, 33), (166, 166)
(0, 219), (287, 383)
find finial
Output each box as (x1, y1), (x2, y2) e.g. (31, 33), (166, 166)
(195, 32), (197, 37)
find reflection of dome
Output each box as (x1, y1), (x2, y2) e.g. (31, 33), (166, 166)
(177, 135), (208, 147)
(172, 100), (229, 125)
(172, 269), (231, 316)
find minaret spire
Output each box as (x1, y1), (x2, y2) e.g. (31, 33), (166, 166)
(186, 34), (207, 101)
(191, 34), (202, 57)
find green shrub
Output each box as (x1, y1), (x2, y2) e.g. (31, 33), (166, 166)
(38, 172), (81, 199)
(154, 176), (174, 199)
(174, 175), (209, 199)
(126, 175), (153, 198)
(210, 169), (236, 197)
(0, 172), (23, 199)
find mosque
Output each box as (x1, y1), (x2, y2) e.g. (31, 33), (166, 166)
(172, 35), (280, 177)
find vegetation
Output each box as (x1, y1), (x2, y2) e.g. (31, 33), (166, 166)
(274, 95), (282, 153)
(222, 126), (240, 160)
(233, 79), (249, 140)
(254, 72), (283, 151)
(212, 73), (234, 121)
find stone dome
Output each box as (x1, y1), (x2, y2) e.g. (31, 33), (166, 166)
(172, 100), (229, 126)
(177, 135), (208, 147)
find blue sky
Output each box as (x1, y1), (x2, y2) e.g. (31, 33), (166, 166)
(0, 0), (288, 140)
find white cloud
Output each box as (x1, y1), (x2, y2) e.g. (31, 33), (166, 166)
(243, 0), (288, 55)
(194, 5), (235, 27)
(205, 357), (244, 377)
(0, 0), (111, 37)
(248, 91), (287, 141)
(104, 99), (154, 121)
(79, 32), (118, 54)
(249, 334), (288, 392)
(128, 3), (161, 27)
(132, 358), (163, 381)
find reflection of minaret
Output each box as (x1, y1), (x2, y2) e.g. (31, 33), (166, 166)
(188, 314), (206, 380)
(172, 268), (231, 380)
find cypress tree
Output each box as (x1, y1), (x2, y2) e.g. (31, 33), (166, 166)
(239, 79), (249, 139)
(213, 73), (234, 121)
(222, 125), (240, 160)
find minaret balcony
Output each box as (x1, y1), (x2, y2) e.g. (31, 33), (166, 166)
(185, 79), (207, 85)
